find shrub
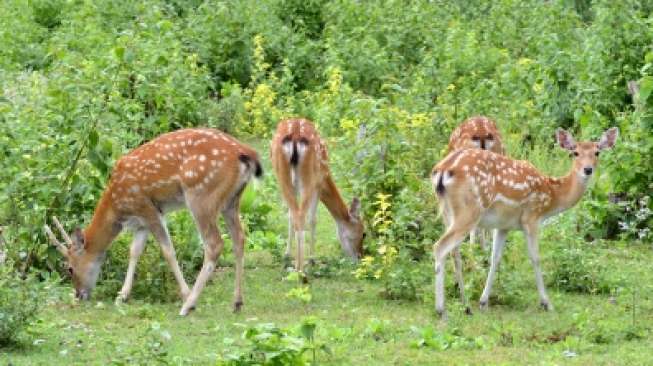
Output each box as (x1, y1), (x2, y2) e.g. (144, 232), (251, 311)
(0, 262), (42, 346)
(548, 240), (620, 294)
(219, 318), (330, 366)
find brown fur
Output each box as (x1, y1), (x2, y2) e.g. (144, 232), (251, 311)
(270, 118), (364, 275)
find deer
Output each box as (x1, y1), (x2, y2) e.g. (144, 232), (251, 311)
(44, 128), (262, 316)
(270, 118), (365, 278)
(447, 116), (505, 250)
(431, 127), (618, 319)
(442, 116), (506, 314)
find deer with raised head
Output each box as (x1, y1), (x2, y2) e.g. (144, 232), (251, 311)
(44, 128), (262, 316)
(447, 116), (505, 250)
(431, 127), (618, 318)
(271, 118), (365, 277)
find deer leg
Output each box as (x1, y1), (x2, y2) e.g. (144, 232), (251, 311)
(524, 224), (552, 311)
(434, 225), (472, 319)
(479, 229), (508, 309)
(285, 210), (294, 258)
(116, 229), (148, 303)
(222, 197), (245, 313)
(307, 192), (319, 261)
(180, 196), (223, 316)
(147, 215), (191, 302)
(452, 248), (470, 314)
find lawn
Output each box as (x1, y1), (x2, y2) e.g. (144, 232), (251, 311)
(2, 204), (652, 365)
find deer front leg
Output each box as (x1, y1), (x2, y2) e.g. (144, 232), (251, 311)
(147, 215), (191, 302)
(452, 248), (471, 314)
(116, 229), (148, 303)
(524, 223), (552, 311)
(479, 229), (508, 309)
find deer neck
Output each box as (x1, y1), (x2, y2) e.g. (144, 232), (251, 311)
(548, 168), (589, 216)
(319, 174), (351, 227)
(83, 192), (120, 257)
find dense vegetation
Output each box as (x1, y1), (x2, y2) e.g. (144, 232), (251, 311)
(0, 0), (652, 364)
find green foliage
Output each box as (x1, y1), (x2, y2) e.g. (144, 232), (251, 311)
(0, 262), (42, 346)
(1, 0), (651, 304)
(409, 326), (487, 351)
(109, 322), (172, 365)
(548, 240), (621, 294)
(219, 318), (330, 366)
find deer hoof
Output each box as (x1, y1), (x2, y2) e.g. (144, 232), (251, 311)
(479, 300), (489, 310)
(540, 301), (553, 311)
(233, 300), (244, 313)
(465, 306), (473, 315)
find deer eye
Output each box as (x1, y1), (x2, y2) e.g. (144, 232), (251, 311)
(471, 136), (480, 141)
(595, 151), (600, 156)
(486, 134), (494, 140)
(362, 233), (367, 239)
(68, 267), (74, 276)
(573, 151), (579, 157)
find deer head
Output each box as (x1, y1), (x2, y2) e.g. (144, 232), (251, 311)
(44, 217), (103, 300)
(556, 127), (619, 182)
(336, 197), (365, 260)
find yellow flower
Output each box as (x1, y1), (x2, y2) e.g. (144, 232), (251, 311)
(340, 118), (357, 131)
(373, 269), (383, 279)
(517, 57), (534, 66)
(532, 82), (543, 94)
(361, 256), (375, 266)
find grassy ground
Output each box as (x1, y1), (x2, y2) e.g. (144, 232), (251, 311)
(2, 202), (652, 365)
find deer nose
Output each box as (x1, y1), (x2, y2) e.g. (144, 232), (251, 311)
(584, 167), (593, 176)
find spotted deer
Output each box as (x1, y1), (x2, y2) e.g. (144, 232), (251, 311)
(44, 128), (262, 316)
(447, 116), (505, 250)
(431, 127), (618, 318)
(271, 118), (365, 277)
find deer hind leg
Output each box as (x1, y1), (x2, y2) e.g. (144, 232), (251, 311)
(285, 211), (294, 258)
(180, 194), (223, 316)
(479, 229), (508, 309)
(222, 194), (246, 313)
(146, 212), (191, 302)
(434, 217), (476, 319)
(306, 192), (319, 262)
(116, 229), (149, 303)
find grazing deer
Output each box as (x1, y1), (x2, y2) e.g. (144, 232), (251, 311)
(431, 127), (618, 318)
(447, 116), (505, 250)
(270, 118), (365, 276)
(44, 128), (262, 316)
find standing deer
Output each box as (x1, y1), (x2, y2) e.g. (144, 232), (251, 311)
(431, 127), (618, 318)
(447, 116), (505, 249)
(44, 128), (262, 316)
(270, 118), (365, 277)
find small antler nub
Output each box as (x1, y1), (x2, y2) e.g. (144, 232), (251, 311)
(44, 224), (68, 256)
(52, 216), (73, 246)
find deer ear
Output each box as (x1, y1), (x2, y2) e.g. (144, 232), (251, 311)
(349, 197), (361, 219)
(556, 128), (576, 151)
(73, 228), (85, 251)
(598, 127), (618, 150)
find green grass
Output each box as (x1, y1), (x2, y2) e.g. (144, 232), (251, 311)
(2, 203), (652, 365)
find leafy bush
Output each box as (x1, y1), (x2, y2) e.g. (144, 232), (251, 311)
(219, 318), (330, 366)
(548, 240), (620, 294)
(0, 262), (42, 345)
(409, 326), (487, 351)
